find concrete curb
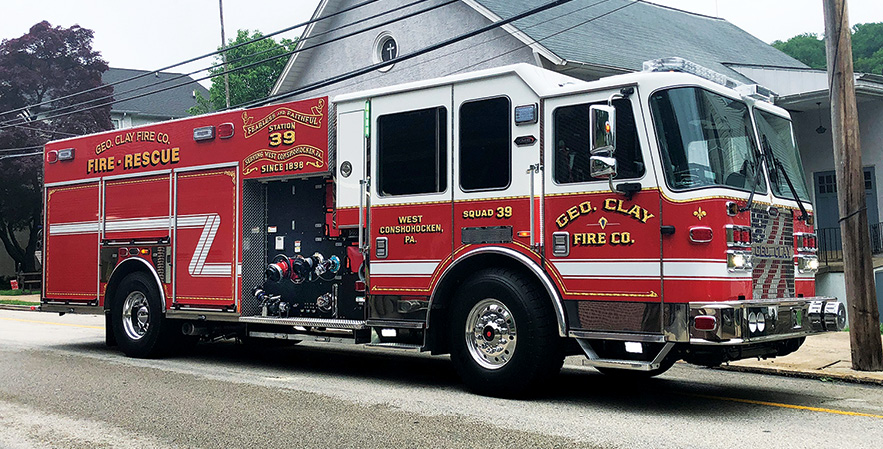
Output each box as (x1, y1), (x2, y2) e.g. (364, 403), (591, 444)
(0, 304), (40, 312)
(718, 364), (883, 386)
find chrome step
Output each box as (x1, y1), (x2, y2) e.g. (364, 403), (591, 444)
(365, 342), (422, 350)
(577, 340), (675, 372)
(240, 316), (367, 330)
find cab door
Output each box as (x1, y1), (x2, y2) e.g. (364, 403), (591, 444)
(543, 90), (664, 334)
(452, 76), (539, 261)
(367, 86), (452, 310)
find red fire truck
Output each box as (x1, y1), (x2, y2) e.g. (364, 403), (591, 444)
(42, 59), (845, 396)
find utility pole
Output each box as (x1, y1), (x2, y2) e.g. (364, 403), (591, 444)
(822, 0), (883, 371)
(219, 0), (231, 109)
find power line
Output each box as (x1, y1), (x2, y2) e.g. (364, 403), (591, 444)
(250, 0), (577, 107)
(0, 0), (456, 130)
(7, 124), (80, 137)
(453, 0), (638, 75)
(0, 0), (387, 120)
(318, 0), (617, 99)
(0, 0), (440, 129)
(0, 152), (41, 161)
(0, 0), (458, 131)
(0, 145), (43, 153)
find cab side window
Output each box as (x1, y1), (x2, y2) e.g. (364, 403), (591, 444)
(553, 99), (644, 184)
(377, 107), (447, 196)
(459, 97), (510, 191)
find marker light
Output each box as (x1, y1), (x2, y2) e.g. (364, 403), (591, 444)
(193, 126), (215, 141)
(689, 226), (713, 243)
(57, 148), (75, 161)
(46, 150), (58, 163)
(218, 123), (235, 139)
(693, 315), (717, 331)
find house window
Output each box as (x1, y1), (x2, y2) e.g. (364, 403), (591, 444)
(111, 119), (121, 129)
(459, 97), (510, 191)
(373, 32), (398, 72)
(377, 106), (447, 196)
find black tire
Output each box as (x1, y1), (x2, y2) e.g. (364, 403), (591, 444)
(596, 358), (676, 378)
(111, 272), (175, 358)
(449, 268), (564, 397)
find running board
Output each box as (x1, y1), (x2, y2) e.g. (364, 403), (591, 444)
(364, 342), (423, 350)
(240, 316), (367, 330)
(577, 340), (675, 371)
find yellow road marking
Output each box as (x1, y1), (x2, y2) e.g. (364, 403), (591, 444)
(0, 317), (104, 330)
(687, 393), (883, 419)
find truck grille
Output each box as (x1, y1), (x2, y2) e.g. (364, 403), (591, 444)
(751, 207), (794, 299)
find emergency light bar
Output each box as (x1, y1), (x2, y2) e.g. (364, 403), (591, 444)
(643, 57), (778, 103)
(642, 57), (741, 89)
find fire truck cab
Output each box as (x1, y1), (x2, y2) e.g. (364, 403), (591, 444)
(42, 59), (845, 397)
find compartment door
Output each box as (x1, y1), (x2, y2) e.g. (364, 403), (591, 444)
(45, 183), (100, 303)
(174, 168), (238, 309)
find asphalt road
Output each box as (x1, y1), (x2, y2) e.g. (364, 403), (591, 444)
(1, 309), (882, 449)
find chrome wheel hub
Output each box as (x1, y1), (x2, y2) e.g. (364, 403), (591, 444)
(122, 291), (150, 341)
(465, 298), (516, 370)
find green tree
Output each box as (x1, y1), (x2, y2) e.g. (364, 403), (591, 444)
(0, 22), (113, 272)
(772, 23), (883, 74)
(852, 22), (883, 74)
(772, 33), (827, 69)
(189, 30), (296, 115)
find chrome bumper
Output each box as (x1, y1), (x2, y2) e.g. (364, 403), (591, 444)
(688, 297), (846, 345)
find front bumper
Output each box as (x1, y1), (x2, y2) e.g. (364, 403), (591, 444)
(688, 297), (846, 345)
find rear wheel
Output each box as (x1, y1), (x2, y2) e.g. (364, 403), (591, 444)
(111, 272), (175, 358)
(449, 268), (563, 397)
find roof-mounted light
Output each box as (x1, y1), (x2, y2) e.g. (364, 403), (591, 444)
(734, 84), (777, 103)
(643, 57), (741, 89)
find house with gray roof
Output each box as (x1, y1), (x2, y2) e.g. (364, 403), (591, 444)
(271, 0), (883, 316)
(271, 0), (807, 97)
(103, 68), (209, 129)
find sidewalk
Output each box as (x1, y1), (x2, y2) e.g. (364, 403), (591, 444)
(4, 294), (882, 384)
(722, 332), (883, 385)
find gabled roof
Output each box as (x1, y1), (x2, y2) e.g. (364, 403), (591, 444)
(273, 0), (808, 94)
(103, 68), (209, 118)
(468, 0), (808, 82)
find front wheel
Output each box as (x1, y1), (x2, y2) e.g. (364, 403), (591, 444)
(111, 272), (175, 358)
(449, 269), (564, 397)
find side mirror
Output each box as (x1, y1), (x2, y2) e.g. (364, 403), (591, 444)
(590, 155), (617, 179)
(589, 105), (616, 155)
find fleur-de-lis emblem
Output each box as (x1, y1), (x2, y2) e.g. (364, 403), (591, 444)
(693, 207), (707, 220)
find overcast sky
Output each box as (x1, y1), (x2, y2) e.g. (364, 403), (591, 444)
(1, 0), (882, 84)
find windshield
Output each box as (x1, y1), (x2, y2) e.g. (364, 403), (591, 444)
(754, 110), (810, 202)
(650, 87), (765, 193)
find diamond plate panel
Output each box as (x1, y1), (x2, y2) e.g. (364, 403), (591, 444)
(240, 180), (267, 316)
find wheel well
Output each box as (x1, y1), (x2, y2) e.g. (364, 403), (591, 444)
(104, 259), (164, 311)
(425, 252), (561, 355)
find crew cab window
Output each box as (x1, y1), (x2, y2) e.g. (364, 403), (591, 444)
(553, 99), (644, 184)
(459, 97), (510, 191)
(377, 107), (447, 196)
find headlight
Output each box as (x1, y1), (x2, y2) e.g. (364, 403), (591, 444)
(797, 255), (819, 273)
(727, 250), (752, 272)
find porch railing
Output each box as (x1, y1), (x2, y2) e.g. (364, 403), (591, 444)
(817, 222), (883, 264)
